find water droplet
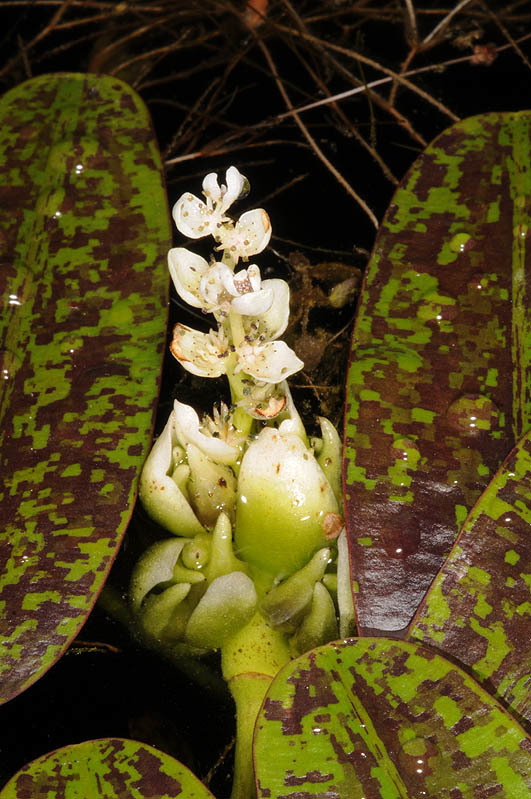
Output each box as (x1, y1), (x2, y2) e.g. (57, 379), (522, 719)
(0, 263), (33, 308)
(58, 335), (84, 356)
(498, 511), (522, 529)
(417, 292), (457, 322)
(447, 393), (500, 435)
(0, 347), (23, 393)
(514, 223), (528, 239)
(397, 737), (439, 778)
(449, 232), (472, 253)
(391, 438), (420, 465)
(468, 271), (488, 292)
(37, 137), (111, 200)
(381, 513), (420, 559)
(35, 187), (66, 221)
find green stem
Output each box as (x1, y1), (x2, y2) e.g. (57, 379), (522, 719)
(221, 611), (291, 799)
(224, 311), (255, 439)
(229, 309), (245, 347)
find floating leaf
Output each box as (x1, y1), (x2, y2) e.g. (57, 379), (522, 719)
(0, 74), (170, 703)
(409, 431), (531, 727)
(255, 637), (531, 798)
(0, 738), (215, 798)
(344, 111), (531, 635)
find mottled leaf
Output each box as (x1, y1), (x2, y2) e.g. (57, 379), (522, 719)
(255, 637), (531, 798)
(409, 431), (531, 727)
(0, 74), (170, 703)
(344, 111), (531, 635)
(0, 738), (214, 798)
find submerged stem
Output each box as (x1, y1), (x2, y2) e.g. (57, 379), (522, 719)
(221, 611), (291, 799)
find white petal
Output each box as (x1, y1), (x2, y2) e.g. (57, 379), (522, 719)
(202, 172), (222, 203)
(168, 248), (209, 309)
(232, 287), (273, 315)
(239, 340), (303, 383)
(247, 263), (261, 292)
(250, 278), (290, 340)
(218, 208), (271, 261)
(277, 381), (308, 442)
(172, 192), (218, 239)
(199, 262), (232, 308)
(174, 400), (239, 464)
(220, 166), (245, 213)
(170, 324), (228, 378)
(238, 208), (272, 253)
(138, 411), (205, 538)
(221, 271), (239, 297)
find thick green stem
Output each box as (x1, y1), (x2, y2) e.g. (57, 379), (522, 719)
(221, 611), (291, 799)
(228, 674), (272, 799)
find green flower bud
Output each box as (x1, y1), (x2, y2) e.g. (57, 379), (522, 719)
(204, 512), (248, 583)
(290, 581), (339, 657)
(234, 427), (340, 577)
(139, 413), (206, 538)
(181, 533), (212, 570)
(185, 572), (257, 649)
(186, 443), (237, 528)
(140, 582), (191, 642)
(129, 538), (202, 613)
(261, 548), (331, 632)
(315, 416), (343, 506)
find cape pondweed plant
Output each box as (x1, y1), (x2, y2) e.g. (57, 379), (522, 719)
(129, 166), (354, 799)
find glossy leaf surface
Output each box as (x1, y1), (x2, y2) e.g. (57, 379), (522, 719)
(409, 431), (531, 727)
(255, 637), (531, 798)
(0, 74), (170, 703)
(0, 738), (214, 798)
(344, 111), (531, 634)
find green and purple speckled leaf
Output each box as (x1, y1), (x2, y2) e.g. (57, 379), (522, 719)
(255, 638), (531, 798)
(0, 738), (214, 798)
(0, 74), (170, 703)
(409, 430), (531, 728)
(344, 111), (531, 635)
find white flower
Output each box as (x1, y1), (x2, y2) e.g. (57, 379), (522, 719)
(234, 340), (303, 383)
(214, 208), (271, 263)
(173, 400), (239, 464)
(170, 324), (229, 378)
(168, 248), (274, 317)
(223, 264), (273, 315)
(170, 323), (303, 383)
(173, 166), (244, 239)
(172, 165), (271, 263)
(138, 401), (240, 536)
(202, 402), (248, 452)
(243, 278), (290, 340)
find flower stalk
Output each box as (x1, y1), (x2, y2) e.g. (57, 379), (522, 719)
(130, 166), (350, 798)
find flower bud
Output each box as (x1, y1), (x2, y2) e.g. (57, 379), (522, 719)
(129, 538), (203, 613)
(261, 548), (330, 632)
(290, 581), (339, 657)
(315, 416), (343, 505)
(204, 512), (248, 583)
(139, 412), (206, 538)
(185, 572), (257, 649)
(234, 428), (340, 577)
(186, 443), (237, 527)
